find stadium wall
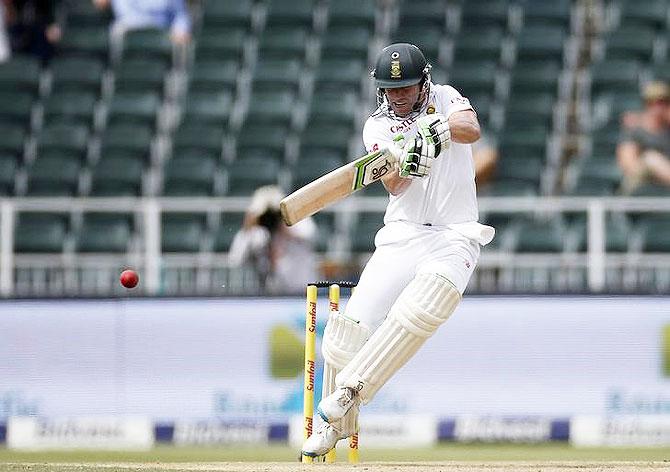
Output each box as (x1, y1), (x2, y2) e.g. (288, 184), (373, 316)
(1, 296), (669, 448)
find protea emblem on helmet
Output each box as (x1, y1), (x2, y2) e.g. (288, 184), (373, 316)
(390, 60), (401, 78)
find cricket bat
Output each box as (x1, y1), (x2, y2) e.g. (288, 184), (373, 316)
(280, 149), (393, 226)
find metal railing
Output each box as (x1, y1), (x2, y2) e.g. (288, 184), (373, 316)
(1, 196), (669, 297)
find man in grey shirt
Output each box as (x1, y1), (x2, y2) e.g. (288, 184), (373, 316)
(617, 81), (670, 193)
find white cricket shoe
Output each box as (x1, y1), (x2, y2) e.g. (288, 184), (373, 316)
(317, 386), (359, 423)
(301, 422), (341, 458)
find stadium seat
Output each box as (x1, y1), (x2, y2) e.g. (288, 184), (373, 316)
(163, 156), (218, 196)
(181, 91), (232, 126)
(299, 122), (352, 162)
(494, 157), (543, 190)
(602, 26), (656, 62)
(66, 0), (112, 27)
(515, 219), (565, 253)
(618, 0), (668, 29)
(252, 59), (302, 93)
(515, 26), (566, 63)
(290, 158), (342, 191)
(571, 216), (631, 253)
(246, 90), (295, 125)
(314, 59), (365, 92)
(265, 0), (315, 29)
(106, 92), (160, 128)
(14, 214), (68, 253)
(630, 183), (669, 197)
(479, 180), (538, 196)
(578, 158), (623, 188)
(311, 212), (335, 252)
(236, 123), (288, 162)
(590, 59), (640, 99)
(398, 0), (447, 29)
(0, 92), (33, 128)
(201, 0), (253, 28)
(0, 124), (26, 160)
(225, 158), (281, 196)
(172, 122), (224, 160)
(566, 177), (615, 196)
(161, 214), (205, 253)
(0, 154), (17, 195)
(195, 27), (247, 61)
(498, 125), (548, 158)
(510, 60), (561, 96)
(99, 123), (153, 163)
(504, 92), (555, 128)
(35, 124), (89, 161)
(460, 0), (511, 29)
(213, 212), (245, 252)
(470, 93), (493, 124)
(26, 155), (81, 196)
(639, 216), (670, 252)
(306, 91), (358, 127)
(121, 29), (173, 64)
(328, 0), (376, 29)
(392, 25), (444, 62)
(90, 156), (144, 196)
(650, 62), (670, 82)
(42, 91), (97, 128)
(350, 212), (384, 252)
(59, 27), (109, 61)
(114, 58), (168, 94)
(519, 0), (572, 29)
(50, 57), (105, 95)
(320, 26), (371, 61)
(189, 60), (238, 93)
(590, 127), (621, 158)
(76, 214), (132, 253)
(452, 26), (504, 63)
(0, 56), (40, 96)
(257, 27), (309, 60)
(448, 60), (497, 97)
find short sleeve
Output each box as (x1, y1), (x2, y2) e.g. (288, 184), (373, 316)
(362, 117), (393, 154)
(439, 85), (474, 119)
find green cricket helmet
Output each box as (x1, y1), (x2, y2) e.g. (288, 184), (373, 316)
(371, 43), (432, 118)
(371, 43), (431, 89)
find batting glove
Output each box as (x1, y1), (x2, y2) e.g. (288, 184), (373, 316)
(416, 113), (451, 157)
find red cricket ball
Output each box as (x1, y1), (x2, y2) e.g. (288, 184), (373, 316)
(120, 269), (139, 289)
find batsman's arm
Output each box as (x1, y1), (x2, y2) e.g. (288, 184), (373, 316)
(382, 170), (412, 195)
(448, 110), (480, 144)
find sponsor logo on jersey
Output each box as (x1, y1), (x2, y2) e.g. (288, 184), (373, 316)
(389, 114), (419, 134)
(451, 96), (470, 105)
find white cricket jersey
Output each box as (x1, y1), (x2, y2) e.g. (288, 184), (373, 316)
(363, 83), (494, 245)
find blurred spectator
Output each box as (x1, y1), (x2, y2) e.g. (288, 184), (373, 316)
(229, 186), (319, 295)
(4, 0), (62, 63)
(617, 81), (670, 194)
(471, 131), (498, 187)
(0, 2), (10, 62)
(93, 0), (191, 45)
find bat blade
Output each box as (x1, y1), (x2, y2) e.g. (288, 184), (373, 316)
(280, 150), (392, 226)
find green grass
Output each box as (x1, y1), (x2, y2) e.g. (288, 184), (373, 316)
(0, 444), (669, 463)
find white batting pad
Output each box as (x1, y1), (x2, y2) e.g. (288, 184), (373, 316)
(335, 273), (461, 404)
(322, 310), (370, 370)
(320, 310), (368, 437)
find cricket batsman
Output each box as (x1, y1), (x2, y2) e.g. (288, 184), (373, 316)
(302, 43), (495, 457)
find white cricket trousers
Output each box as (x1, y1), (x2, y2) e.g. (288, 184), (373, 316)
(345, 220), (481, 329)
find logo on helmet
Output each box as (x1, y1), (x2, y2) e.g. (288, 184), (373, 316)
(390, 60), (401, 79)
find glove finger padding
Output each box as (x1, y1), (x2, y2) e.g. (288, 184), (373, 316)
(399, 136), (435, 179)
(417, 113), (451, 156)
